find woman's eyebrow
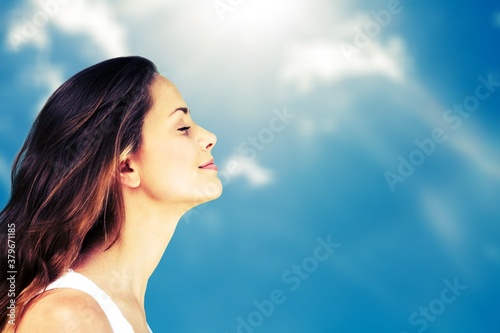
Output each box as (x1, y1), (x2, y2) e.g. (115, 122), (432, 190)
(170, 107), (189, 116)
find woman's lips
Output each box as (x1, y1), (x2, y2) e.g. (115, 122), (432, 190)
(199, 159), (218, 171)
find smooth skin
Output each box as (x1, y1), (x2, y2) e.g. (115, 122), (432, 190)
(16, 75), (222, 333)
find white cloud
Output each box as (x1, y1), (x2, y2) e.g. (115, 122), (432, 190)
(278, 6), (411, 94)
(25, 56), (65, 116)
(223, 156), (273, 187)
(6, 0), (128, 57)
(52, 1), (128, 57)
(31, 56), (64, 88)
(213, 0), (307, 39)
(6, 0), (129, 117)
(115, 0), (174, 16)
(6, 6), (49, 51)
(281, 37), (407, 93)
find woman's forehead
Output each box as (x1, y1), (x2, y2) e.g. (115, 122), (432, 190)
(149, 75), (186, 112)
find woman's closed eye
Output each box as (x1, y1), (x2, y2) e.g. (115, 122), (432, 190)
(178, 126), (191, 133)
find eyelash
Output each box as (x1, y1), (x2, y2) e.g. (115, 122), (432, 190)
(178, 126), (191, 133)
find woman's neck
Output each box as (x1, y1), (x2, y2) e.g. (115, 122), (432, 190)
(72, 200), (188, 308)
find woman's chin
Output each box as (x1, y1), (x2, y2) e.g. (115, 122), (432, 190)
(194, 180), (223, 205)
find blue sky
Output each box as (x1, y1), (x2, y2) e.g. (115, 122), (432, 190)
(1, 0), (499, 332)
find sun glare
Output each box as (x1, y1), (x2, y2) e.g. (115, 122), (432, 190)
(219, 0), (307, 42)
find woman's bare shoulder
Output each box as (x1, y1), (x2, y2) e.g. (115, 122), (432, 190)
(16, 288), (113, 333)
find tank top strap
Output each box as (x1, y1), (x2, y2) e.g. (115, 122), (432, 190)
(43, 269), (153, 333)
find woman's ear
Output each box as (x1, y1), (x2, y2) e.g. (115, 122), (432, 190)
(120, 157), (141, 188)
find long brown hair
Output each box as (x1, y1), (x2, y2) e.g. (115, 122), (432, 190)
(0, 56), (158, 331)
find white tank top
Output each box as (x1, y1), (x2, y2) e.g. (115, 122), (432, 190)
(42, 269), (153, 333)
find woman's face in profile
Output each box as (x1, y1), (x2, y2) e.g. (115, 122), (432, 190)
(129, 75), (222, 206)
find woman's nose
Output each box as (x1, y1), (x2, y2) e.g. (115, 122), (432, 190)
(200, 127), (217, 151)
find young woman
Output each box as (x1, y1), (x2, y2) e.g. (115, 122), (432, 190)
(0, 56), (222, 332)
